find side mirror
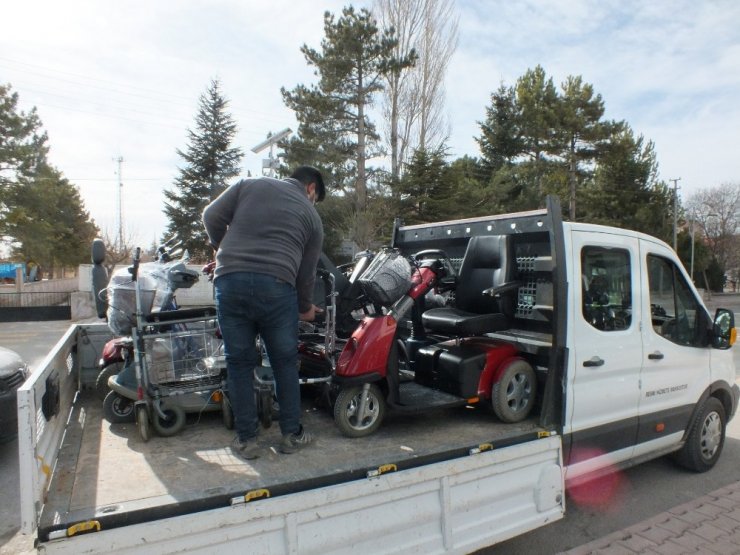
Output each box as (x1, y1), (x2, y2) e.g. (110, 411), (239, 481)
(712, 308), (736, 350)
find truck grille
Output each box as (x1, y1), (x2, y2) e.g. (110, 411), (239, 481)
(0, 370), (25, 394)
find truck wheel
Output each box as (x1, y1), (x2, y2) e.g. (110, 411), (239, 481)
(221, 393), (234, 430)
(256, 387), (273, 429)
(95, 362), (122, 400)
(674, 397), (726, 472)
(334, 384), (385, 437)
(136, 405), (151, 442)
(492, 359), (537, 423)
(103, 391), (135, 423)
(152, 404), (186, 437)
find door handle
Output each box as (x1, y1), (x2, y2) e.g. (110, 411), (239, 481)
(648, 351), (664, 360)
(583, 356), (605, 367)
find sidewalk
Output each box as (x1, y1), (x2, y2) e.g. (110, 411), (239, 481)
(561, 480), (740, 555)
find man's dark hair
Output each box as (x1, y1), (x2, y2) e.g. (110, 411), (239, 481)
(290, 166), (325, 202)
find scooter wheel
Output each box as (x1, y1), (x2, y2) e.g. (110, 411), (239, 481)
(221, 393), (234, 430)
(103, 391), (135, 423)
(492, 359), (537, 423)
(256, 387), (273, 429)
(152, 403), (186, 437)
(136, 405), (151, 442)
(95, 362), (123, 400)
(334, 384), (385, 438)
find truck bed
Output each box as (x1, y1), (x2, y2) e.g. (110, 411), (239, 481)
(41, 388), (542, 537)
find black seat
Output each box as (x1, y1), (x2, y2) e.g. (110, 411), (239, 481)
(421, 235), (516, 336)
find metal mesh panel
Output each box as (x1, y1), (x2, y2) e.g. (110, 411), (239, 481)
(359, 250), (412, 306)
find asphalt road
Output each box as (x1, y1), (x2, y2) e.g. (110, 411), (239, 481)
(2, 295), (739, 554)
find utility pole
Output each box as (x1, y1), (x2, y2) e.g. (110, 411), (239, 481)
(113, 156), (124, 250)
(670, 177), (681, 251)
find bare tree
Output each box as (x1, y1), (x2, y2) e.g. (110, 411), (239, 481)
(685, 182), (740, 271)
(375, 0), (459, 182)
(99, 229), (138, 278)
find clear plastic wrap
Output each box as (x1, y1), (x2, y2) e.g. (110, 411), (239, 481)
(105, 262), (169, 336)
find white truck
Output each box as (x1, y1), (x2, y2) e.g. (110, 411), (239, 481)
(18, 198), (738, 554)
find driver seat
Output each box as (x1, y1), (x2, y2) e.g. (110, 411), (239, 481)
(421, 235), (516, 336)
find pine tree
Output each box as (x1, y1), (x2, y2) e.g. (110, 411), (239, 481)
(0, 84), (48, 203)
(280, 7), (413, 248)
(556, 75), (609, 220)
(396, 147), (452, 224)
(476, 83), (523, 175)
(164, 79), (243, 261)
(1, 84), (98, 274)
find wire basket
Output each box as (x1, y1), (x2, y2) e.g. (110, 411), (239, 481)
(144, 327), (222, 385)
(358, 249), (412, 306)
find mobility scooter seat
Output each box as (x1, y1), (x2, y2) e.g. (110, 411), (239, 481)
(421, 234), (516, 336)
(421, 309), (509, 335)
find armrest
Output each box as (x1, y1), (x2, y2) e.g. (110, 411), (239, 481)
(482, 281), (520, 298)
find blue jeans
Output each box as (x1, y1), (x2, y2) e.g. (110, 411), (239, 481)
(214, 272), (300, 440)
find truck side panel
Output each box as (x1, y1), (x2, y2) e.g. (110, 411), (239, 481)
(39, 435), (564, 555)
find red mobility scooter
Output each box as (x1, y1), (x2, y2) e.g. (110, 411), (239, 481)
(332, 234), (539, 437)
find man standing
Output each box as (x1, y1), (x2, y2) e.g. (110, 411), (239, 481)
(203, 166), (325, 459)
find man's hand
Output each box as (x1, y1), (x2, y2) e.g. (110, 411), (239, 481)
(299, 304), (324, 322)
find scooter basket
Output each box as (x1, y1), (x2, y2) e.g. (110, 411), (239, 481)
(358, 249), (412, 306)
(144, 327), (221, 385)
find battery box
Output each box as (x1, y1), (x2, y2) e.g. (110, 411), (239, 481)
(415, 343), (486, 398)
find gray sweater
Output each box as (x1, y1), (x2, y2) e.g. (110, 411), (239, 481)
(202, 177), (324, 313)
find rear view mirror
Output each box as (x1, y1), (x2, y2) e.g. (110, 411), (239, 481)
(712, 308), (736, 349)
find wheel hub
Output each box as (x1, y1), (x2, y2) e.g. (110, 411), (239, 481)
(700, 411), (722, 459)
(506, 373), (532, 411)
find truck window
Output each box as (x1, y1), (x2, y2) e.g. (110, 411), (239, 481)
(581, 247), (632, 331)
(647, 255), (705, 347)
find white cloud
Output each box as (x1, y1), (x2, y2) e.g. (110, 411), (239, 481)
(2, 0), (739, 244)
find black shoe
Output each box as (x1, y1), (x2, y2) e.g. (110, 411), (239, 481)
(280, 426), (313, 454)
(232, 436), (261, 460)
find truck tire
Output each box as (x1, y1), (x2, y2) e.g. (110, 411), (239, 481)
(673, 397), (726, 472)
(492, 359), (537, 423)
(95, 362), (122, 400)
(334, 384), (385, 437)
(152, 404), (186, 437)
(103, 391), (135, 423)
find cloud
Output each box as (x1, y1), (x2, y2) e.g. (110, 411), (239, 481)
(2, 0), (739, 242)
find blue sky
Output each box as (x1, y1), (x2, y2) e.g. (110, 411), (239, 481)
(3, 0), (739, 244)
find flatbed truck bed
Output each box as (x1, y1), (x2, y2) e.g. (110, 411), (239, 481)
(43, 386), (542, 536)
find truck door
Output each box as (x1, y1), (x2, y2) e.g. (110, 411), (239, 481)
(566, 230), (642, 474)
(634, 240), (711, 457)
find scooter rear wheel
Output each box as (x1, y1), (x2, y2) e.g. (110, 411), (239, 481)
(103, 391), (135, 423)
(152, 403), (186, 437)
(96, 362), (123, 400)
(492, 359), (537, 423)
(334, 384), (385, 438)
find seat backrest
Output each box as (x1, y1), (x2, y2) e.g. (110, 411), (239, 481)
(455, 235), (514, 316)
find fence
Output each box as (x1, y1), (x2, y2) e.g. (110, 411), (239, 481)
(0, 291), (71, 321)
